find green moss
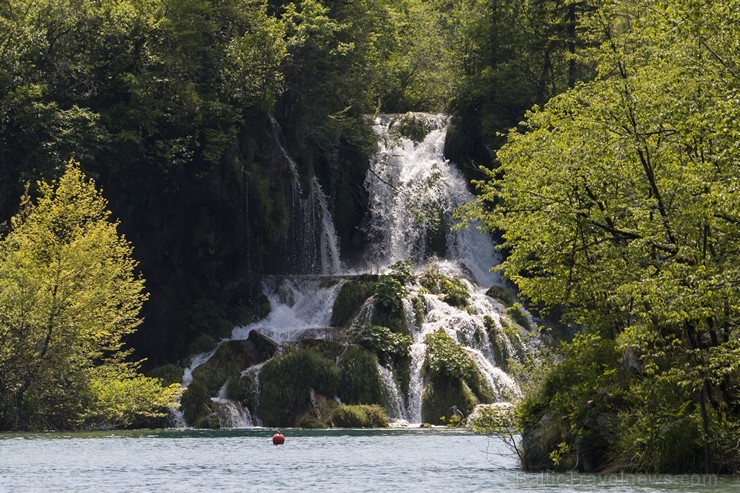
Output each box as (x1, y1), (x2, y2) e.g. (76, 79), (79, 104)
(421, 373), (478, 425)
(298, 339), (346, 361)
(191, 340), (255, 395)
(332, 404), (389, 428)
(180, 380), (213, 427)
(419, 268), (470, 308)
(467, 367), (494, 404)
(371, 305), (408, 335)
(506, 304), (532, 330)
(259, 349), (340, 426)
(225, 375), (254, 403)
(338, 347), (384, 405)
(146, 364), (184, 386)
(331, 280), (376, 327)
(298, 414), (328, 428)
(485, 285), (516, 307)
(413, 295), (426, 327)
(393, 357), (411, 406)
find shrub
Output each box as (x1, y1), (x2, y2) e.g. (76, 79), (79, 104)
(349, 325), (411, 363)
(424, 331), (475, 381)
(375, 276), (407, 313)
(389, 260), (413, 284)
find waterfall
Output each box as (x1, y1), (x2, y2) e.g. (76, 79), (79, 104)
(271, 118), (342, 275)
(378, 364), (408, 422)
(179, 112), (529, 429)
(363, 113), (500, 286)
(231, 276), (345, 343)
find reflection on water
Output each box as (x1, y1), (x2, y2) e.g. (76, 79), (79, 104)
(0, 429), (736, 492)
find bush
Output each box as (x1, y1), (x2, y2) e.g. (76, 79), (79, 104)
(424, 331), (475, 381)
(349, 325), (411, 363)
(332, 405), (389, 428)
(371, 275), (408, 333)
(375, 276), (407, 313)
(389, 260), (413, 284)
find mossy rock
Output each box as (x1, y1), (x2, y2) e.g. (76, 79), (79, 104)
(225, 374), (254, 403)
(520, 412), (567, 472)
(420, 269), (470, 308)
(467, 367), (494, 404)
(259, 349), (340, 426)
(187, 334), (219, 356)
(393, 357), (411, 408)
(371, 306), (408, 335)
(331, 280), (376, 327)
(337, 346), (384, 405)
(485, 285), (517, 307)
(181, 380), (213, 427)
(146, 364), (184, 386)
(332, 404), (389, 428)
(191, 340), (256, 395)
(297, 339), (346, 362)
(421, 373), (478, 425)
(412, 295), (426, 327)
(298, 414), (328, 428)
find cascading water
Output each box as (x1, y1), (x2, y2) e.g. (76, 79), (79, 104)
(178, 112), (531, 429)
(377, 364), (408, 422)
(363, 114), (500, 286)
(271, 118), (342, 275)
(231, 276), (345, 342)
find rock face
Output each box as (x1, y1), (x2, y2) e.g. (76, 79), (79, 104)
(103, 113), (372, 367)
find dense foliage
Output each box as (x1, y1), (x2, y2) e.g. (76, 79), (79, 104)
(465, 0), (739, 473)
(0, 162), (178, 430)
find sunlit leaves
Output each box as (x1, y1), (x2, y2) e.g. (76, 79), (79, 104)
(0, 162), (177, 430)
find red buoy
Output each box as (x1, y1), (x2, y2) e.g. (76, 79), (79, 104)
(272, 432), (285, 445)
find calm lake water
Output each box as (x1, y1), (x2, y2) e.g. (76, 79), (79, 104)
(0, 428), (736, 492)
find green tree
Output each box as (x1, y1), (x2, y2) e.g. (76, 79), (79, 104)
(0, 161), (179, 430)
(464, 0), (739, 473)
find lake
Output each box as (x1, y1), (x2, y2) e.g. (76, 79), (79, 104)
(0, 428), (736, 492)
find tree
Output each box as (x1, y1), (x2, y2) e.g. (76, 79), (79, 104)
(464, 0), (739, 473)
(0, 161), (179, 430)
